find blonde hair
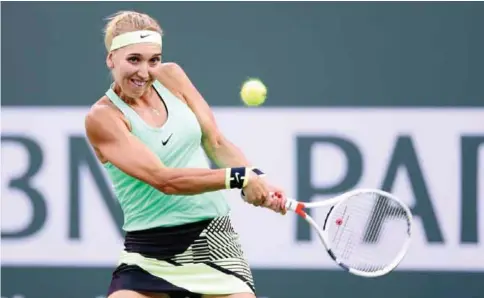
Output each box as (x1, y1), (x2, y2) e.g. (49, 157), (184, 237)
(103, 11), (163, 51)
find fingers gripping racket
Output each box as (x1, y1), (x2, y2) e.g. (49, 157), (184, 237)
(284, 188), (413, 278)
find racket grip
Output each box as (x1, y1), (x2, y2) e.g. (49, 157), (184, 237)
(240, 191), (279, 202)
(284, 198), (299, 211)
(240, 191), (286, 206)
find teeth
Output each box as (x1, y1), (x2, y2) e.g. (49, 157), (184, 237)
(132, 80), (145, 87)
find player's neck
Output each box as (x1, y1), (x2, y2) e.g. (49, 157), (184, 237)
(114, 83), (154, 108)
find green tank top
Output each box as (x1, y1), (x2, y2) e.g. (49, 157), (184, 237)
(103, 80), (230, 231)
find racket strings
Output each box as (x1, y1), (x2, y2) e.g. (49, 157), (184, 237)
(356, 195), (407, 270)
(355, 197), (402, 271)
(326, 193), (410, 273)
(353, 194), (399, 269)
(357, 197), (407, 269)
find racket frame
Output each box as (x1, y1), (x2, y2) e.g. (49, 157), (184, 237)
(285, 188), (413, 278)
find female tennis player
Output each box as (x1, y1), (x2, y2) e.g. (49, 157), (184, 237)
(84, 10), (286, 298)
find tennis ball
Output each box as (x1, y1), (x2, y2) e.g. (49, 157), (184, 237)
(240, 78), (267, 106)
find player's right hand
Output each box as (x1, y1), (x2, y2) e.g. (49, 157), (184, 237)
(242, 172), (271, 207)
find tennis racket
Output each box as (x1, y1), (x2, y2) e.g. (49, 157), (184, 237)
(246, 188), (413, 278)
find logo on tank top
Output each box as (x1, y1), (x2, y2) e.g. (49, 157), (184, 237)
(161, 133), (173, 146)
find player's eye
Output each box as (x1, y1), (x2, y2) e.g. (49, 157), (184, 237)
(150, 56), (161, 63)
(127, 56), (139, 63)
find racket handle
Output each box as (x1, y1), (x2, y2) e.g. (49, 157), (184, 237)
(285, 198), (299, 211)
(240, 191), (304, 216)
(241, 191), (288, 206)
(240, 190), (280, 202)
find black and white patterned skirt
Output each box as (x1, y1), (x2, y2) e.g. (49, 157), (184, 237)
(107, 216), (255, 298)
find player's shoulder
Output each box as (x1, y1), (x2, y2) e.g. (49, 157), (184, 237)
(86, 96), (116, 120)
(160, 62), (185, 76)
(158, 62), (191, 84)
(85, 96), (125, 129)
(157, 62), (189, 102)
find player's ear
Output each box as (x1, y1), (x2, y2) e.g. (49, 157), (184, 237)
(106, 53), (114, 69)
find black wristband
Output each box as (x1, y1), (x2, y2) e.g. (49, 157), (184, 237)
(225, 167), (249, 189)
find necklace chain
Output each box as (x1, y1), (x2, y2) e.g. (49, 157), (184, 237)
(151, 108), (160, 116)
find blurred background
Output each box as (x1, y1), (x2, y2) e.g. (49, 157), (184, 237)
(1, 2), (483, 298)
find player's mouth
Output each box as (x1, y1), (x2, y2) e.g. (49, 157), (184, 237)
(130, 79), (147, 88)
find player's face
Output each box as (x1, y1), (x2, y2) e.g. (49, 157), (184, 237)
(107, 43), (162, 98)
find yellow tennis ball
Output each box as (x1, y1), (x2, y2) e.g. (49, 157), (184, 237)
(240, 78), (267, 106)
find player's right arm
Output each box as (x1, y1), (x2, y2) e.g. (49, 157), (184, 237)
(84, 102), (256, 195)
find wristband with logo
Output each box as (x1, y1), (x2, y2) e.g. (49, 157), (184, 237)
(225, 167), (249, 189)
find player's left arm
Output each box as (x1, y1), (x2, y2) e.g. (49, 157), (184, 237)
(161, 62), (287, 213)
(162, 62), (252, 169)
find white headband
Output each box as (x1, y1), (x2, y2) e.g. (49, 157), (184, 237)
(110, 30), (162, 51)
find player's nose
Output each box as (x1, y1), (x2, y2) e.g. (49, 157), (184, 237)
(137, 64), (149, 79)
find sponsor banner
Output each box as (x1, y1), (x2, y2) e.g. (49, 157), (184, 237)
(1, 107), (483, 271)
(2, 267), (483, 298)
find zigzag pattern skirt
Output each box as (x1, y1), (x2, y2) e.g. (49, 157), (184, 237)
(107, 216), (255, 298)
